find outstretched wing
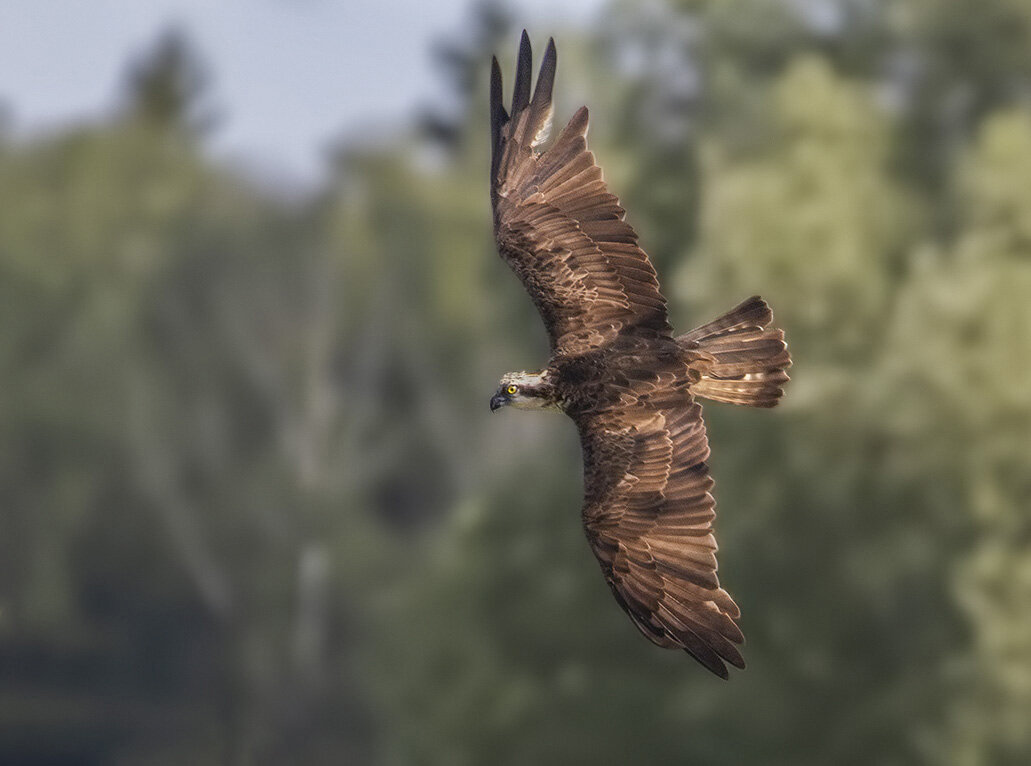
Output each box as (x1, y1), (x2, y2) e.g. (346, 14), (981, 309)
(491, 33), (671, 355)
(578, 401), (745, 679)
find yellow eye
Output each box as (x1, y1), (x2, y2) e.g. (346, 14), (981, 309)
(506, 385), (518, 395)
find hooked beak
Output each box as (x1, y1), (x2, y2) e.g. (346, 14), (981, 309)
(489, 393), (508, 412)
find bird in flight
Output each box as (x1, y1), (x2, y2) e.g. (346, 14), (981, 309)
(488, 33), (791, 678)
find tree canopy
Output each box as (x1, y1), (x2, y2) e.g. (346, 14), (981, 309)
(2, 2), (1030, 763)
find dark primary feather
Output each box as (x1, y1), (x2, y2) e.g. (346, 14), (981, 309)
(530, 38), (557, 114)
(511, 30), (533, 116)
(489, 57), (508, 181)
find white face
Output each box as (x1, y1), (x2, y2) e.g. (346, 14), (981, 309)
(492, 370), (555, 411)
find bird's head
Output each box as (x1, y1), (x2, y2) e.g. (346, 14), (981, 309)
(490, 370), (556, 412)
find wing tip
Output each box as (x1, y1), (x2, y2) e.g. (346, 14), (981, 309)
(512, 29), (533, 115)
(490, 55), (510, 181)
(531, 36), (557, 110)
(686, 641), (745, 679)
(490, 55), (502, 116)
(570, 104), (590, 136)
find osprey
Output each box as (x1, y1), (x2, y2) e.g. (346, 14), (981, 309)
(488, 33), (790, 679)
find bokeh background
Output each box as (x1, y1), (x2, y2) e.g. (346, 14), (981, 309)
(2, 0), (1031, 763)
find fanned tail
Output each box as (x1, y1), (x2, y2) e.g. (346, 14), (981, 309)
(679, 296), (791, 408)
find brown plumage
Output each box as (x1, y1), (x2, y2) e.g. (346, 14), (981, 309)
(488, 32), (791, 679)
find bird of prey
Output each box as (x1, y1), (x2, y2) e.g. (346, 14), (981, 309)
(487, 33), (791, 679)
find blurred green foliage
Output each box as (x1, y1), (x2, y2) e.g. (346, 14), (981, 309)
(2, 1), (1030, 764)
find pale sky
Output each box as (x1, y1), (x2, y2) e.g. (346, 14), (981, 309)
(0, 0), (606, 186)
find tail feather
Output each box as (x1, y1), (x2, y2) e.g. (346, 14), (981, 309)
(679, 296), (791, 408)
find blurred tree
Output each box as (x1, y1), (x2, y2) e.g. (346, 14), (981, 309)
(123, 28), (214, 135)
(419, 0), (515, 152)
(679, 54), (916, 362)
(3, 1), (1031, 764)
(878, 109), (1031, 765)
(0, 28), (385, 765)
(893, 0), (1031, 202)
